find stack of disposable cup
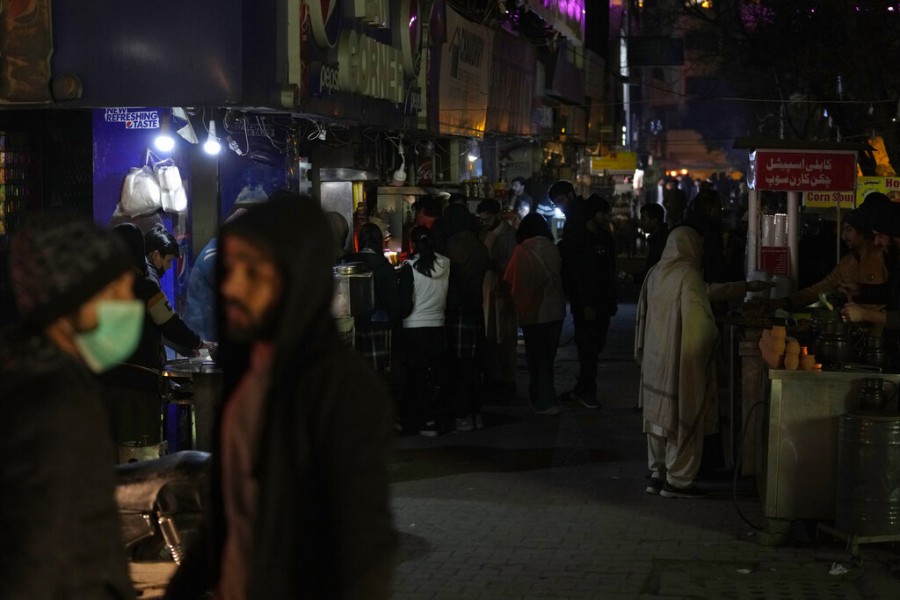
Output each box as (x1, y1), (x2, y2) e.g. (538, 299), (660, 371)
(773, 213), (788, 246)
(762, 214), (776, 246)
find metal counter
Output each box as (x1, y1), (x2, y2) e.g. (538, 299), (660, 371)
(761, 369), (900, 523)
(161, 359), (222, 452)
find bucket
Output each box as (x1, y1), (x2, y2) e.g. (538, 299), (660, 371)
(835, 413), (900, 536)
(118, 440), (168, 464)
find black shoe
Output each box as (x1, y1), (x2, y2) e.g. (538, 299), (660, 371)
(561, 389), (600, 409)
(659, 483), (707, 499)
(645, 477), (665, 495)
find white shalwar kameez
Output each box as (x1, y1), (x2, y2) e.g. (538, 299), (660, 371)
(634, 227), (719, 488)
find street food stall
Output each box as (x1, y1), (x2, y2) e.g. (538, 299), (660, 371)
(727, 141), (900, 547)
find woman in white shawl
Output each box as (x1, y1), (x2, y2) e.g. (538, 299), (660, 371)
(634, 225), (719, 499)
(504, 214), (567, 415)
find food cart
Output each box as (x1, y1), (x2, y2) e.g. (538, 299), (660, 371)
(728, 140), (884, 541)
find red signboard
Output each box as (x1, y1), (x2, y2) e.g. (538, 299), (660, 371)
(760, 246), (790, 276)
(749, 150), (857, 192)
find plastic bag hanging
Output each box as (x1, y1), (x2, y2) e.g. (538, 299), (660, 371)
(119, 165), (162, 217)
(153, 159), (188, 213)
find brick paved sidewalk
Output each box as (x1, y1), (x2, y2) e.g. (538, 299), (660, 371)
(389, 286), (900, 599)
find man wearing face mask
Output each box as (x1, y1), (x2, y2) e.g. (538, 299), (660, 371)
(0, 216), (141, 598)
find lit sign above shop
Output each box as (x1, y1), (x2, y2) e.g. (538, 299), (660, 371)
(336, 30), (407, 102)
(308, 0), (342, 49)
(304, 0), (421, 110)
(525, 0), (585, 45)
(104, 108), (160, 129)
(348, 0), (390, 27)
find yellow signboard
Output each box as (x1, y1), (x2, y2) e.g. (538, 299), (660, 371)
(803, 176), (900, 207)
(803, 190), (856, 208)
(590, 152), (637, 174)
(857, 176), (900, 204)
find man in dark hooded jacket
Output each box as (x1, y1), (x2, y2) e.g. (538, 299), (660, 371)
(439, 201), (489, 430)
(165, 192), (397, 599)
(558, 195), (618, 409)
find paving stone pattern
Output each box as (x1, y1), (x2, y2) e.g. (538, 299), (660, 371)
(389, 283), (900, 599)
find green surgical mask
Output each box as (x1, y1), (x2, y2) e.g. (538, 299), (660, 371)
(74, 299), (144, 373)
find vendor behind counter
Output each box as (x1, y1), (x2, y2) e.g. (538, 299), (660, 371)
(776, 208), (887, 312)
(843, 196), (900, 332)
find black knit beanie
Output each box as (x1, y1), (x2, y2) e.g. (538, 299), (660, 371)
(843, 209), (872, 238)
(870, 200), (900, 239)
(10, 216), (132, 326)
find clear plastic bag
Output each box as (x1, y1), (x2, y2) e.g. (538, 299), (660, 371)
(119, 165), (162, 216)
(154, 160), (188, 213)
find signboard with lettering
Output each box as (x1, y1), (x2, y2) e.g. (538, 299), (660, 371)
(749, 149), (857, 192)
(857, 176), (900, 204)
(760, 246), (790, 276)
(803, 177), (900, 207)
(437, 7), (493, 136)
(803, 190), (856, 208)
(299, 0), (421, 115)
(591, 152), (637, 174)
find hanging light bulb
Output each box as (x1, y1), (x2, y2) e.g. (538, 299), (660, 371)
(466, 138), (480, 162)
(203, 119), (221, 155)
(154, 111), (175, 153)
(391, 145), (407, 185)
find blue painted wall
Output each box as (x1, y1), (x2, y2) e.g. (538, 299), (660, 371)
(92, 108), (191, 310)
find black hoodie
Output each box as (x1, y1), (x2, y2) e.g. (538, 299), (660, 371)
(166, 193), (397, 599)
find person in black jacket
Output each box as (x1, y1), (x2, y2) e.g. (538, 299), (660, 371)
(1, 215), (141, 599)
(165, 192), (397, 599)
(558, 195), (618, 409)
(342, 222), (403, 374)
(439, 202), (489, 431)
(101, 223), (203, 452)
(639, 202), (669, 278)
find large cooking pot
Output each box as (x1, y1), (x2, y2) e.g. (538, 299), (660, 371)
(813, 319), (854, 368)
(857, 377), (898, 412)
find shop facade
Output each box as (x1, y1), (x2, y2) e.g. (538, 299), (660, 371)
(0, 1), (613, 317)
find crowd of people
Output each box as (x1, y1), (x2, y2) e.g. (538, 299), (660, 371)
(8, 172), (897, 598)
(328, 183), (626, 435)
